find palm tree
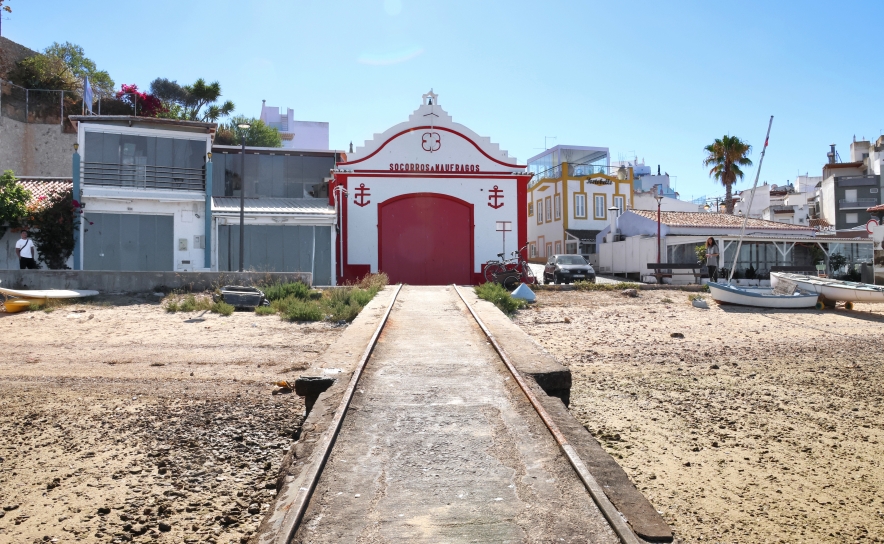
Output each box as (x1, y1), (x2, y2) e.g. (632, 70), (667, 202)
(703, 136), (753, 214)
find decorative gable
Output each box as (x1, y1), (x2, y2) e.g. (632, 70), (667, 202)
(339, 90), (525, 173)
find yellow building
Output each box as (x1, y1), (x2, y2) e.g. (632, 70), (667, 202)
(526, 145), (633, 261)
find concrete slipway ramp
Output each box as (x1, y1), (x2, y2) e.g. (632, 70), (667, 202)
(254, 286), (672, 544)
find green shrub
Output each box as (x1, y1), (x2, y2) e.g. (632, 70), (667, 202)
(254, 305), (276, 316)
(262, 280), (311, 301)
(163, 293), (213, 313)
(474, 282), (527, 315)
(212, 301), (234, 316)
(281, 299), (323, 322)
(573, 281), (641, 291)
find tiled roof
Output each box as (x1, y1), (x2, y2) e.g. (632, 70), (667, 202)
(629, 210), (814, 231)
(867, 203), (884, 213)
(212, 197), (335, 215)
(16, 178), (73, 205)
(809, 218), (831, 228)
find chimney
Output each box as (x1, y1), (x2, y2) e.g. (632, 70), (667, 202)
(657, 165), (661, 176)
(827, 144), (836, 164)
(606, 206), (619, 243)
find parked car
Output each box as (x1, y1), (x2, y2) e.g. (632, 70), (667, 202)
(544, 254), (596, 284)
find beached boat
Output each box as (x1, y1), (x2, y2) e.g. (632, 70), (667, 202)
(707, 281), (818, 309)
(770, 272), (884, 306)
(0, 284), (100, 313)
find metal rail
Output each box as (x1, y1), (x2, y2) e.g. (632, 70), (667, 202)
(273, 283), (402, 544)
(452, 284), (642, 544)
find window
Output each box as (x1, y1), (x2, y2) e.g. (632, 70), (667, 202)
(554, 194), (562, 220)
(529, 243), (537, 258)
(845, 189), (858, 202)
(613, 195), (625, 212)
(555, 241), (562, 254)
(545, 197), (552, 223)
(528, 201), (534, 216)
(574, 194), (587, 218)
(846, 212), (859, 224)
(594, 195), (606, 219)
(536, 200), (543, 224)
(546, 242), (553, 257)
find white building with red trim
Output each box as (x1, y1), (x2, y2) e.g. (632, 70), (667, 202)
(330, 91), (531, 285)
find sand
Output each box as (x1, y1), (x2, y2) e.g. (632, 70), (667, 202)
(514, 288), (884, 543)
(0, 295), (343, 543)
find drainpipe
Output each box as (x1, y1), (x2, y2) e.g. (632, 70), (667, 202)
(72, 144), (81, 270)
(205, 154), (213, 270)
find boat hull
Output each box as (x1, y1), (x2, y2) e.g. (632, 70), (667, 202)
(770, 273), (884, 303)
(707, 282), (818, 308)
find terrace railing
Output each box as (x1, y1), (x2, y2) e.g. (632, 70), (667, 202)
(839, 198), (877, 209)
(83, 162), (205, 192)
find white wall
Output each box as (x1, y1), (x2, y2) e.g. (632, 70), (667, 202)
(289, 121), (329, 151)
(597, 235), (658, 277)
(821, 177), (837, 225)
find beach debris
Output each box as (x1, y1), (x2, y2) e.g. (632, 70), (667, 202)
(691, 298), (709, 309)
(670, 332), (685, 338)
(621, 289), (638, 297)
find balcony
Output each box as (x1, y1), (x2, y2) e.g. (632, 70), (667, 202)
(838, 198), (877, 210)
(83, 162), (205, 192)
(770, 205), (795, 214)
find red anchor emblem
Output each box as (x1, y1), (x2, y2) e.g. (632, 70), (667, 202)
(487, 185), (504, 209)
(421, 132), (441, 153)
(354, 183), (371, 207)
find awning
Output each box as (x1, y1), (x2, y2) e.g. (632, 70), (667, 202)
(212, 197), (335, 216)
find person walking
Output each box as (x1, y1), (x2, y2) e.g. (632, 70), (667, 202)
(15, 231), (38, 270)
(705, 237), (719, 282)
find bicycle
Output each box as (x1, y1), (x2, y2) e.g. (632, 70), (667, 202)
(484, 244), (536, 289)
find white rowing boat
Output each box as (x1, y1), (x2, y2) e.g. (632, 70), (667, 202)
(0, 287), (100, 299)
(770, 272), (884, 304)
(707, 281), (818, 309)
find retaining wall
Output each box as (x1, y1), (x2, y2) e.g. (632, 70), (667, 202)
(0, 270), (313, 293)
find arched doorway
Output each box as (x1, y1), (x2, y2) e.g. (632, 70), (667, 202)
(378, 193), (474, 285)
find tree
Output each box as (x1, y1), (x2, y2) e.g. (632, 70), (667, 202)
(44, 42), (114, 96)
(0, 170), (30, 239)
(149, 77), (235, 122)
(115, 83), (166, 117)
(703, 135), (753, 214)
(215, 117), (282, 147)
(23, 188), (79, 270)
(8, 54), (78, 91)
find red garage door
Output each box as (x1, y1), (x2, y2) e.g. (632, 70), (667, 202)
(379, 193), (473, 285)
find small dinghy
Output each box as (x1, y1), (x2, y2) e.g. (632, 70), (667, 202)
(0, 282), (99, 313)
(707, 281), (818, 309)
(771, 272), (884, 308)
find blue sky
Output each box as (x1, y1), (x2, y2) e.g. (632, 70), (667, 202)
(5, 0), (878, 201)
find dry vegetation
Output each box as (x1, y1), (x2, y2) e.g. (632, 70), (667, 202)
(514, 289), (884, 543)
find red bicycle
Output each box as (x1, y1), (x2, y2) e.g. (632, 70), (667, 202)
(483, 244), (535, 289)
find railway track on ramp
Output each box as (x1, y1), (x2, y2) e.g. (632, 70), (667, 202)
(257, 285), (664, 544)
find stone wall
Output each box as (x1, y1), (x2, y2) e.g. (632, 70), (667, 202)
(0, 116), (75, 176)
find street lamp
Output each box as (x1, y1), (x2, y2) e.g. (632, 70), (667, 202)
(237, 122), (251, 272)
(654, 193), (664, 268)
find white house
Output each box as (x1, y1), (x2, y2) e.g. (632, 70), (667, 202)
(259, 101), (329, 151)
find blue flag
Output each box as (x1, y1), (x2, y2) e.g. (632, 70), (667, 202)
(84, 76), (94, 114)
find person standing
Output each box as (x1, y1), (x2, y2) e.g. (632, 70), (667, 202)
(15, 231), (38, 270)
(705, 236), (719, 282)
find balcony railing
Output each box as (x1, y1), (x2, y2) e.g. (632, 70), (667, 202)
(83, 162), (205, 192)
(770, 205), (795, 214)
(838, 198), (877, 209)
